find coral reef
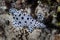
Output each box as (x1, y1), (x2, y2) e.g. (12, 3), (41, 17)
(0, 0), (60, 40)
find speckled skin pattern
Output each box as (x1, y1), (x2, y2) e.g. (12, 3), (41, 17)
(9, 8), (46, 32)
